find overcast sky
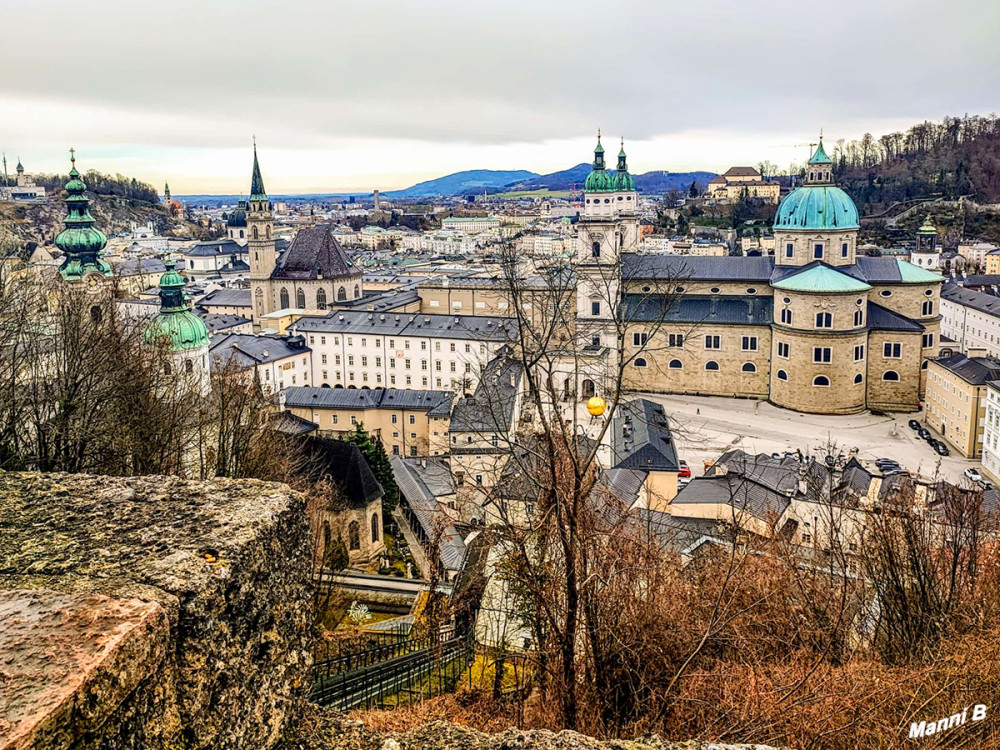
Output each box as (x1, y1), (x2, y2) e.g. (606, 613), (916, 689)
(1, 0), (997, 194)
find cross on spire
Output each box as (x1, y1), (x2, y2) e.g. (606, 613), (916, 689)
(69, 147), (76, 167)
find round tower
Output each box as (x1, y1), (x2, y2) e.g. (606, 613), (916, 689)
(912, 215), (940, 269)
(773, 136), (860, 268)
(144, 260), (211, 397)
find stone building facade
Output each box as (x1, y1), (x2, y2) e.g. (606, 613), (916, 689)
(612, 138), (943, 414)
(246, 146), (363, 326)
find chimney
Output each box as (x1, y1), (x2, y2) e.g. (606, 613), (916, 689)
(797, 463), (809, 496)
(968, 347), (988, 359)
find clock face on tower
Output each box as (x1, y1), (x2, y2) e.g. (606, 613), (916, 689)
(86, 274), (100, 288)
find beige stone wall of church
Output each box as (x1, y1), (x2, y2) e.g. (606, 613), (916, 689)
(865, 331), (923, 411)
(868, 283), (939, 320)
(773, 229), (859, 267)
(768, 328), (868, 414)
(775, 289), (867, 333)
(624, 324), (771, 398)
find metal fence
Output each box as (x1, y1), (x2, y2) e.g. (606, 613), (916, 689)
(309, 631), (473, 710)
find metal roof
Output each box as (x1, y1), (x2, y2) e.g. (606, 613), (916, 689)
(198, 288), (252, 308)
(283, 386), (454, 417)
(623, 295), (773, 325)
(771, 264), (871, 293)
(209, 333), (310, 368)
(611, 399), (680, 472)
(293, 310), (516, 341)
(866, 302), (925, 332)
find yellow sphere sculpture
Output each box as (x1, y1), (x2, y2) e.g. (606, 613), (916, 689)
(586, 396), (606, 416)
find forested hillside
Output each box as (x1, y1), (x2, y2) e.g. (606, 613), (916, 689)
(832, 114), (1000, 211)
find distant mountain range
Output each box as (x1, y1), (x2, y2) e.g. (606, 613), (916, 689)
(383, 170), (539, 199)
(501, 164), (717, 194)
(176, 165), (719, 204)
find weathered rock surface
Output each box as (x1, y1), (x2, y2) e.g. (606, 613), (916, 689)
(0, 472), (312, 750)
(281, 708), (790, 750)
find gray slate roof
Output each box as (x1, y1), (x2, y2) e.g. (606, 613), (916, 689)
(624, 294), (772, 325)
(867, 302), (924, 332)
(933, 352), (1000, 385)
(611, 399), (680, 472)
(942, 284), (1000, 318)
(449, 352), (522, 433)
(209, 333), (310, 368)
(390, 455), (467, 571)
(201, 314), (252, 333)
(283, 386), (454, 417)
(272, 224), (356, 281)
(198, 288), (252, 309)
(184, 239), (247, 257)
(293, 310), (516, 341)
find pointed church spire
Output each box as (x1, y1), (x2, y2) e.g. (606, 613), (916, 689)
(593, 130), (605, 170)
(808, 132), (832, 165)
(250, 139), (267, 200)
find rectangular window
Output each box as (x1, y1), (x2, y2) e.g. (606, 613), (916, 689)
(813, 347), (832, 363)
(780, 308), (792, 325)
(321, 354), (327, 364)
(633, 332), (648, 346)
(705, 335), (721, 350)
(592, 301), (601, 316)
(883, 342), (901, 358)
(777, 341), (789, 358)
(854, 344), (865, 361)
(814, 244), (823, 259)
(841, 242), (849, 258)
(668, 333), (684, 347)
(391, 414), (397, 424)
(785, 243), (794, 258)
(741, 336), (758, 351)
(922, 333), (935, 348)
(409, 415), (415, 424)
(332, 414), (338, 424)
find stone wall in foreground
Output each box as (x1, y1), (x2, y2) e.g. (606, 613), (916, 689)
(0, 472), (312, 750)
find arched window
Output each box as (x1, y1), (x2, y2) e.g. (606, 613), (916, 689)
(280, 288), (289, 309)
(581, 379), (596, 398)
(296, 289), (306, 308)
(239, 229), (244, 239)
(634, 358), (647, 368)
(348, 521), (360, 551)
(668, 359), (682, 369)
(813, 375), (830, 386)
(185, 359), (193, 374)
(252, 226), (259, 240)
(592, 241), (600, 258)
(354, 284), (360, 298)
(854, 309), (863, 326)
(266, 226), (271, 239)
(922, 360), (929, 370)
(883, 370), (900, 381)
(854, 373), (863, 384)
(705, 361), (719, 371)
(90, 305), (102, 324)
(371, 512), (379, 543)
(337, 286), (346, 301)
(741, 362), (756, 372)
(777, 369), (788, 381)
(164, 362), (172, 376)
(780, 308), (792, 325)
(815, 312), (832, 328)
(316, 288), (328, 309)
(922, 300), (934, 316)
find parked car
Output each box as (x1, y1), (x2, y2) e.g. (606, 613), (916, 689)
(678, 460), (691, 479)
(908, 419), (921, 430)
(965, 468), (982, 482)
(918, 428), (932, 440)
(933, 441), (949, 456)
(875, 457), (898, 467)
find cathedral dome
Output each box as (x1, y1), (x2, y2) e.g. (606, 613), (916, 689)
(228, 199), (248, 228)
(774, 185), (859, 231)
(144, 261), (210, 351)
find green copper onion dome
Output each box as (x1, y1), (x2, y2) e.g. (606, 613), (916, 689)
(612, 138), (635, 192)
(917, 215), (937, 235)
(228, 198), (248, 228)
(584, 132), (615, 193)
(144, 260), (210, 351)
(774, 185), (859, 230)
(56, 149), (112, 282)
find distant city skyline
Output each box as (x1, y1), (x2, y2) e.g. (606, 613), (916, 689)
(1, 0), (997, 194)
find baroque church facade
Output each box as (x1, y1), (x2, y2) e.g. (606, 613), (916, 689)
(244, 147), (363, 325)
(570, 136), (943, 415)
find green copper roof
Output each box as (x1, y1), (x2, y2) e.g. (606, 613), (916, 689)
(917, 215), (937, 235)
(775, 185), (859, 230)
(144, 260), (209, 351)
(895, 258), (944, 284)
(250, 143), (267, 201)
(56, 151), (112, 282)
(585, 133), (616, 192)
(612, 140), (635, 191)
(772, 264), (871, 293)
(808, 137), (832, 165)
